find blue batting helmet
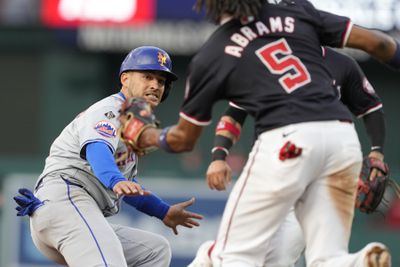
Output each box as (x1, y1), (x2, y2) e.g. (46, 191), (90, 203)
(119, 46), (178, 102)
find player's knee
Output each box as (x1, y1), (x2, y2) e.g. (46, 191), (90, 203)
(158, 235), (171, 255)
(151, 235), (172, 265)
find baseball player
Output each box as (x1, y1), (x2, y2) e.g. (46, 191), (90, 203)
(131, 1), (400, 266)
(188, 46), (387, 267)
(14, 46), (203, 267)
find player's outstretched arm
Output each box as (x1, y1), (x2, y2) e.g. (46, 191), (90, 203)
(112, 180), (149, 196)
(86, 142), (149, 196)
(347, 25), (400, 70)
(138, 117), (203, 153)
(123, 186), (170, 220)
(207, 106), (247, 191)
(162, 198), (203, 235)
(164, 118), (203, 152)
(362, 110), (386, 180)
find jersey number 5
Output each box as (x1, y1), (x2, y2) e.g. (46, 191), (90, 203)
(256, 38), (311, 93)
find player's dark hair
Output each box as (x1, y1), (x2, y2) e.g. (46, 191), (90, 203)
(194, 0), (264, 23)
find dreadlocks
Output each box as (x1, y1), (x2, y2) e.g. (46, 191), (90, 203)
(195, 0), (264, 23)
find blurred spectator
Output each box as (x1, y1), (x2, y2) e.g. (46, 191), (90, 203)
(180, 150), (203, 173)
(386, 198), (400, 229)
(0, 0), (39, 24)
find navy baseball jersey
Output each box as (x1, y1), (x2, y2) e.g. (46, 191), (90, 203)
(225, 48), (383, 139)
(180, 0), (355, 136)
(323, 47), (382, 118)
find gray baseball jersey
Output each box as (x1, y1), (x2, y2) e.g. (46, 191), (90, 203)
(36, 92), (137, 216)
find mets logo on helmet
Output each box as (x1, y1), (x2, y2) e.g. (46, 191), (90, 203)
(158, 52), (167, 66)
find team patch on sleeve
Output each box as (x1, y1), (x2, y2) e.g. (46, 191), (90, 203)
(363, 78), (376, 94)
(94, 120), (117, 138)
(104, 111), (116, 119)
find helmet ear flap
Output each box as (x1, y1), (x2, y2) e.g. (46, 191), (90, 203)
(161, 81), (172, 102)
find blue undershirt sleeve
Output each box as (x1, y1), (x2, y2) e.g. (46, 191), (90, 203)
(123, 177), (170, 220)
(86, 142), (127, 190)
(86, 142), (170, 220)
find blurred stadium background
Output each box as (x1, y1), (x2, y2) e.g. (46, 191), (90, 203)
(0, 0), (399, 266)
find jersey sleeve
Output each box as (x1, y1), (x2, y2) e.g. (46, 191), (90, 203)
(77, 106), (121, 159)
(179, 57), (223, 126)
(226, 103), (248, 126)
(339, 58), (383, 118)
(302, 0), (352, 47)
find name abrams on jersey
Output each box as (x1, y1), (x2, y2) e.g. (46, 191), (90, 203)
(225, 16), (295, 58)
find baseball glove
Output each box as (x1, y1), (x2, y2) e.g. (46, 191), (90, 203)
(118, 97), (158, 155)
(356, 156), (390, 214)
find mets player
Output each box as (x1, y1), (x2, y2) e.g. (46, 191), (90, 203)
(133, 1), (400, 266)
(188, 46), (387, 267)
(20, 46), (203, 267)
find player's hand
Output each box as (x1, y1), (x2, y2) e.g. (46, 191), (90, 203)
(206, 160), (232, 191)
(113, 181), (150, 196)
(162, 197), (203, 235)
(367, 150), (385, 181)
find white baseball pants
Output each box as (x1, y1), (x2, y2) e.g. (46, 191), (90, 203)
(211, 121), (373, 267)
(30, 175), (171, 267)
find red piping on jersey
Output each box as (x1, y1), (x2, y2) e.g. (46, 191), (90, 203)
(321, 46), (326, 58)
(356, 103), (383, 118)
(179, 111), (211, 126)
(340, 20), (352, 48)
(229, 101), (246, 110)
(218, 141), (261, 266)
(208, 242), (215, 258)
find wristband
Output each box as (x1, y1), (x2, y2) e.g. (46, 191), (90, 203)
(211, 147), (229, 161)
(216, 120), (241, 140)
(389, 41), (400, 69)
(159, 127), (175, 153)
(371, 146), (383, 153)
